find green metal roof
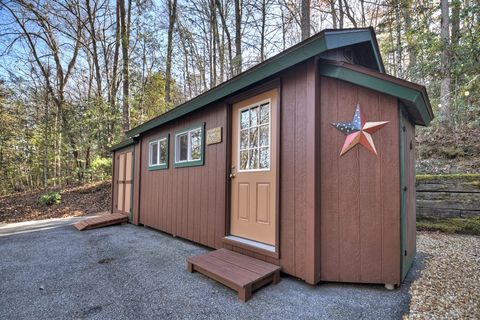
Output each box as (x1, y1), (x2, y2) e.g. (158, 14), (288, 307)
(318, 61), (433, 126)
(125, 28), (384, 138)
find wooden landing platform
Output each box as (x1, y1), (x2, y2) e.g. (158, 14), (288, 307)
(74, 213), (128, 231)
(187, 248), (281, 302)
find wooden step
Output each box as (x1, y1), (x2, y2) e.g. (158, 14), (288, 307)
(187, 248), (281, 302)
(74, 213), (128, 231)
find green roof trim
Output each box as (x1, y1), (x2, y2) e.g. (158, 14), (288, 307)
(110, 138), (135, 152)
(318, 62), (433, 126)
(125, 28), (384, 138)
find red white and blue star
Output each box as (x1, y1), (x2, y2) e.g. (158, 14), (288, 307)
(331, 104), (389, 156)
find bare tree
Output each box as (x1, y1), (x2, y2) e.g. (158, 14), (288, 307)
(165, 0), (177, 106)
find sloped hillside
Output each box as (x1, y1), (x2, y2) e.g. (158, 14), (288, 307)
(0, 182), (111, 223)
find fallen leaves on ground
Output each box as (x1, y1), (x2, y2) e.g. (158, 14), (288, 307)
(0, 181), (111, 223)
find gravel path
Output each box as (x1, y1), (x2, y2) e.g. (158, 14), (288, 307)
(406, 232), (480, 319)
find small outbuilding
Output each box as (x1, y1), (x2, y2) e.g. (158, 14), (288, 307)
(110, 28), (433, 289)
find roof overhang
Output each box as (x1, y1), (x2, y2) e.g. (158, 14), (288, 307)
(318, 61), (434, 126)
(109, 137), (135, 152)
(125, 28), (384, 138)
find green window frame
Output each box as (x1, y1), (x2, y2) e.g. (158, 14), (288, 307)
(148, 134), (169, 170)
(174, 123), (205, 168)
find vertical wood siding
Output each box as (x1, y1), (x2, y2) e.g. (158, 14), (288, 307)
(277, 60), (314, 281)
(133, 61), (315, 282)
(138, 104), (227, 249)
(320, 76), (401, 284)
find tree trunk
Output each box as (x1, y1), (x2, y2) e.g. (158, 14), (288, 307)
(86, 0), (102, 97)
(215, 0), (233, 78)
(300, 0), (311, 40)
(108, 0), (122, 144)
(234, 0), (242, 75)
(165, 0), (177, 106)
(260, 0), (266, 61)
(43, 86), (49, 188)
(338, 0), (344, 28)
(330, 0), (337, 29)
(119, 0), (130, 132)
(403, 4), (416, 81)
(395, 0), (402, 77)
(440, 0), (451, 124)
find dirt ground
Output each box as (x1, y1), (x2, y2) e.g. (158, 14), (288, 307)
(0, 181), (111, 223)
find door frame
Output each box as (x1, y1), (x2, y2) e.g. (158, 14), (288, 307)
(113, 147), (134, 220)
(224, 78), (281, 258)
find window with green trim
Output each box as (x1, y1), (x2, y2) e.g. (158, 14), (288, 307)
(175, 125), (204, 167)
(148, 136), (169, 170)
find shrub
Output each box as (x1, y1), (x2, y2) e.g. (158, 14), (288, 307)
(39, 191), (61, 206)
(91, 156), (112, 181)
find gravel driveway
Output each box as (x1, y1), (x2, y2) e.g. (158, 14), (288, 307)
(0, 217), (471, 320)
(405, 232), (480, 319)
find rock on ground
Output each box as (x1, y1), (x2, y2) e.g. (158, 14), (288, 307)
(405, 232), (480, 319)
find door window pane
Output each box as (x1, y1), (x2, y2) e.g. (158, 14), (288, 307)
(259, 103), (269, 124)
(240, 150), (249, 170)
(259, 125), (269, 147)
(238, 101), (271, 171)
(248, 148), (258, 169)
(259, 147), (269, 169)
(241, 110), (249, 129)
(240, 129), (249, 150)
(250, 106), (258, 127)
(249, 127), (258, 148)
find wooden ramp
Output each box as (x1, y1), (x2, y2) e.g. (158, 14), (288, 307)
(74, 213), (128, 231)
(187, 248), (281, 302)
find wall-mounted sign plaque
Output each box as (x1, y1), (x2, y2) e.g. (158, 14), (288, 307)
(206, 127), (222, 145)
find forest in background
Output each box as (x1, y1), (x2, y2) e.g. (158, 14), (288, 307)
(0, 0), (478, 195)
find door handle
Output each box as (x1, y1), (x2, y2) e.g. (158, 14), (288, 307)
(229, 173), (236, 179)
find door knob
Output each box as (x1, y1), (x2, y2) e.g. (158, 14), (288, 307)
(229, 173), (236, 179)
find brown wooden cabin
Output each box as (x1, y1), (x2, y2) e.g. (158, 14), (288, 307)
(110, 28), (433, 287)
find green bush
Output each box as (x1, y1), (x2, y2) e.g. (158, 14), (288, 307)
(91, 156), (112, 180)
(39, 191), (61, 206)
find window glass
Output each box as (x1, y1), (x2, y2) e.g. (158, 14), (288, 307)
(259, 147), (269, 169)
(259, 103), (269, 124)
(159, 139), (168, 164)
(249, 127), (258, 148)
(259, 125), (268, 146)
(190, 129), (201, 160)
(238, 101), (270, 171)
(178, 133), (188, 161)
(240, 150), (248, 170)
(240, 129), (249, 149)
(241, 110), (249, 129)
(248, 148), (258, 169)
(175, 125), (203, 166)
(150, 141), (158, 166)
(250, 106), (258, 127)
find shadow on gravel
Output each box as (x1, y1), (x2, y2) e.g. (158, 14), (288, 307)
(400, 251), (428, 318)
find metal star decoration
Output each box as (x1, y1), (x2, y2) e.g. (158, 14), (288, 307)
(331, 104), (389, 156)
